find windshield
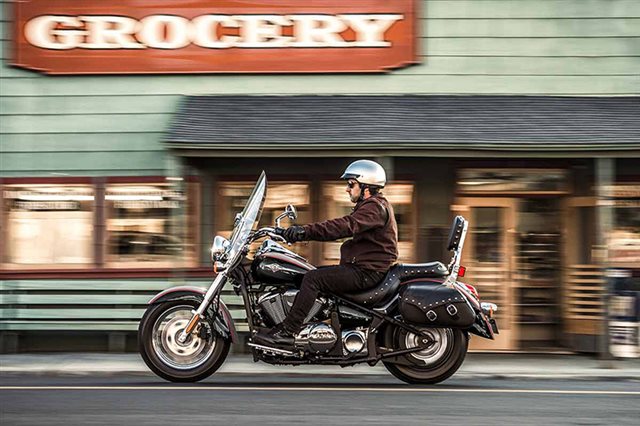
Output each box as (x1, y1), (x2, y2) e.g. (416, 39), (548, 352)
(226, 171), (267, 265)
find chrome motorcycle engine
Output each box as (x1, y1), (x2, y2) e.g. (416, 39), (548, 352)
(295, 323), (338, 353)
(258, 290), (325, 326)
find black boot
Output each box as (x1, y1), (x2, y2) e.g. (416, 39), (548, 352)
(253, 324), (295, 350)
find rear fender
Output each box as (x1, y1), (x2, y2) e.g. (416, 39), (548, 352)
(468, 312), (495, 340)
(148, 286), (238, 343)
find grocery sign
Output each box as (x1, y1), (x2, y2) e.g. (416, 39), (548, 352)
(12, 0), (418, 74)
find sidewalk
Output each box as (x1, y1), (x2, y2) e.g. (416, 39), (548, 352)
(1, 353), (640, 380)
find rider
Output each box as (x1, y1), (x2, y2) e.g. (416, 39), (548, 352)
(253, 159), (399, 350)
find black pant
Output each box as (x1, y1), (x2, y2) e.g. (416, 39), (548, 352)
(282, 264), (386, 333)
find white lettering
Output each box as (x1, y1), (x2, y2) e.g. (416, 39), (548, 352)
(289, 15), (349, 47)
(24, 15), (85, 50)
(137, 15), (190, 49)
(79, 16), (144, 49)
(233, 15), (292, 48)
(191, 15), (239, 48)
(23, 13), (405, 50)
(341, 14), (402, 47)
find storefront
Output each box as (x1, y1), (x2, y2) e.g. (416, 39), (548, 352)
(1, 1), (639, 353)
(159, 95), (640, 352)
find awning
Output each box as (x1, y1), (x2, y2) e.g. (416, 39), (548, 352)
(165, 95), (640, 157)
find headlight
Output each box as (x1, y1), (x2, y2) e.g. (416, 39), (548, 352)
(210, 235), (230, 263)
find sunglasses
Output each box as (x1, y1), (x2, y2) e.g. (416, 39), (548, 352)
(346, 181), (358, 189)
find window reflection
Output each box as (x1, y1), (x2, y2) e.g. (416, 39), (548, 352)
(2, 184), (94, 267)
(607, 184), (640, 265)
(459, 169), (568, 193)
(320, 182), (415, 265)
(472, 207), (502, 263)
(105, 182), (197, 267)
(217, 182), (311, 259)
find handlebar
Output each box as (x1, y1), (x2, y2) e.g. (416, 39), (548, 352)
(251, 226), (287, 243)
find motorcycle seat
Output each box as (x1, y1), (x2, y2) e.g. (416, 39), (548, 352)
(342, 261), (448, 307)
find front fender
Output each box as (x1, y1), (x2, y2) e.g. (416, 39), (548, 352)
(148, 286), (238, 343)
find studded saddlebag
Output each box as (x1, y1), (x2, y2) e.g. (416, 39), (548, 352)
(399, 282), (475, 327)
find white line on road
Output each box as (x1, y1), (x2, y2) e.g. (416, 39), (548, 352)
(1, 386), (639, 395)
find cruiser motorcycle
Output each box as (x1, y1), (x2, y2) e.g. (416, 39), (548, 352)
(138, 172), (499, 384)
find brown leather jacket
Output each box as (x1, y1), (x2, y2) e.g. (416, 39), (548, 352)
(302, 194), (398, 272)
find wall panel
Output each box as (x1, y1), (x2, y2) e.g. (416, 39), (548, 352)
(0, 0), (638, 178)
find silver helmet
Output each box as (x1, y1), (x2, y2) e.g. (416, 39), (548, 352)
(340, 160), (386, 188)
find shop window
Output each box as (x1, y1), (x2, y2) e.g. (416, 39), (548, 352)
(608, 184), (640, 266)
(2, 184), (94, 268)
(217, 181), (311, 259)
(472, 207), (503, 263)
(320, 182), (415, 265)
(105, 181), (199, 267)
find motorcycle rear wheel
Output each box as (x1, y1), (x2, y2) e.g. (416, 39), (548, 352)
(138, 300), (230, 382)
(382, 326), (468, 385)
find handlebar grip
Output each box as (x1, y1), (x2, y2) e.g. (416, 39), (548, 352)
(274, 227), (285, 236)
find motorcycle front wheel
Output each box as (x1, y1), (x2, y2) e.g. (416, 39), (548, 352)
(382, 325), (468, 385)
(138, 300), (230, 382)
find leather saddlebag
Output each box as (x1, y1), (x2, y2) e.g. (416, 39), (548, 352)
(399, 282), (475, 327)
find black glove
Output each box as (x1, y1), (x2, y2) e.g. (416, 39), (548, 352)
(282, 225), (306, 243)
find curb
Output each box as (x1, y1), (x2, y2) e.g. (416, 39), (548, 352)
(2, 354), (639, 381)
(2, 370), (640, 381)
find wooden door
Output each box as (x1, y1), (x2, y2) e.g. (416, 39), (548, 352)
(563, 197), (604, 344)
(453, 198), (517, 351)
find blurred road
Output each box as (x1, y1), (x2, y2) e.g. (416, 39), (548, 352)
(1, 375), (638, 425)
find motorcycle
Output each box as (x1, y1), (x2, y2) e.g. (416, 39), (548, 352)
(138, 172), (499, 384)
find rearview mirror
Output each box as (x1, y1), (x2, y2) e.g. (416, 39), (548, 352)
(275, 205), (297, 228)
(285, 204), (297, 220)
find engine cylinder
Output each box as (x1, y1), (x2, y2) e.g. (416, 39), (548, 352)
(259, 290), (325, 326)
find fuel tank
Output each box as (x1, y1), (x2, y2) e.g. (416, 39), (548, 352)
(252, 240), (315, 284)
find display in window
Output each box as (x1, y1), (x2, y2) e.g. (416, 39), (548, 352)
(217, 182), (311, 259)
(2, 184), (94, 267)
(608, 184), (640, 264)
(105, 182), (198, 267)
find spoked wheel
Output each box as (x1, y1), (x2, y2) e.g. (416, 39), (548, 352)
(138, 300), (230, 382)
(382, 325), (468, 385)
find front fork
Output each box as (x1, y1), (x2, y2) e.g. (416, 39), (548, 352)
(177, 272), (227, 344)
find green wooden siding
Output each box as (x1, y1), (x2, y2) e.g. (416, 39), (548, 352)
(1, 0), (639, 177)
(0, 279), (248, 332)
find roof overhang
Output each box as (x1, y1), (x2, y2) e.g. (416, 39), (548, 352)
(165, 95), (640, 158)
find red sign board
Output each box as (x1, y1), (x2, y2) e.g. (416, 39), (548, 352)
(12, 0), (418, 74)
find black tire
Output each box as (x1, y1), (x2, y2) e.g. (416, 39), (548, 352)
(138, 300), (230, 382)
(382, 325), (468, 385)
